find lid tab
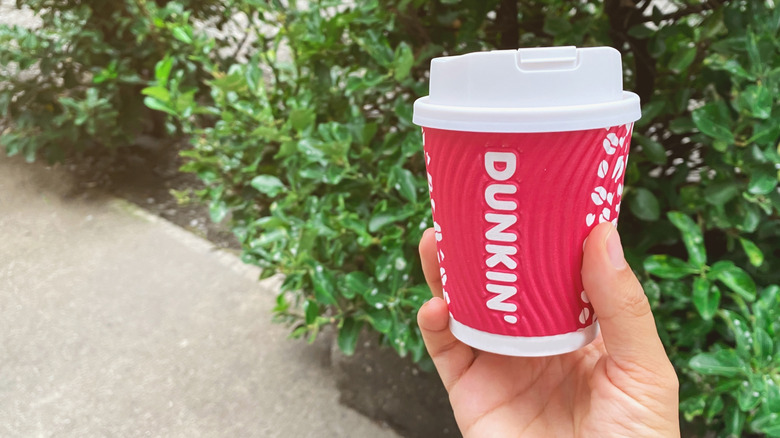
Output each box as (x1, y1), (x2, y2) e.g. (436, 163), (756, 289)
(516, 46), (578, 71)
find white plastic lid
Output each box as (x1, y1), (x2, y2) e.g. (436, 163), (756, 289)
(413, 46), (641, 133)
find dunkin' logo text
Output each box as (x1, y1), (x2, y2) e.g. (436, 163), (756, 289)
(483, 152), (520, 325)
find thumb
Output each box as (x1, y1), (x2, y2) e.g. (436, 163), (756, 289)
(582, 223), (674, 377)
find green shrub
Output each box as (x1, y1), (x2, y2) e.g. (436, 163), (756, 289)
(3, 0), (778, 435)
(0, 0), (229, 162)
(627, 3), (780, 435)
(154, 1), (779, 436)
(155, 0), (439, 363)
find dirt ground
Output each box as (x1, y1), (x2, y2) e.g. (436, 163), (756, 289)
(61, 140), (240, 250)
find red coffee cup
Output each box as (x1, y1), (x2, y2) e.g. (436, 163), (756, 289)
(414, 47), (641, 356)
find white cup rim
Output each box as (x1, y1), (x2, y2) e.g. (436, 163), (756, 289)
(413, 91), (641, 133)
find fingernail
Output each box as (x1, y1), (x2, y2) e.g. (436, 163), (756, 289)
(606, 226), (627, 270)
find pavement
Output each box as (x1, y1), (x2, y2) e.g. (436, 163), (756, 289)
(0, 155), (400, 438)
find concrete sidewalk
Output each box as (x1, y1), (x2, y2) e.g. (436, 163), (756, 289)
(0, 155), (399, 438)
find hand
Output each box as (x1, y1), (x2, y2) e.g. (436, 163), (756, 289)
(417, 223), (680, 437)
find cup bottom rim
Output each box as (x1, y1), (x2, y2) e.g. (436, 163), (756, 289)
(449, 317), (599, 357)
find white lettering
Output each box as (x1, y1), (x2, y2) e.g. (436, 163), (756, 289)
(485, 213), (517, 242)
(486, 284), (518, 312)
(485, 184), (517, 211)
(485, 244), (517, 270)
(486, 271), (518, 283)
(484, 152), (517, 181)
(483, 150), (520, 325)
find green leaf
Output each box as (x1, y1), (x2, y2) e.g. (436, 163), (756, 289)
(745, 30), (762, 74)
(290, 325), (308, 338)
(747, 168), (778, 195)
(644, 255), (699, 279)
(209, 200), (228, 223)
(391, 167), (418, 204)
(297, 138), (326, 162)
(748, 121), (780, 146)
(692, 104), (734, 144)
(141, 86), (171, 102)
(709, 261), (757, 302)
(303, 300), (319, 325)
(289, 108), (315, 132)
(680, 395), (706, 422)
(642, 278), (661, 305)
(363, 285), (391, 307)
(668, 45), (697, 73)
(273, 290), (290, 314)
(757, 284), (779, 308)
(343, 271), (371, 299)
(701, 8), (726, 38)
(721, 309), (752, 361)
(627, 23), (654, 39)
(734, 202), (761, 232)
(244, 63), (264, 95)
(724, 403), (746, 437)
(707, 56), (754, 80)
(705, 395), (725, 421)
(366, 308), (393, 334)
(636, 100), (666, 127)
(765, 374), (780, 414)
(171, 26), (193, 44)
(210, 71), (247, 92)
(693, 277), (719, 320)
(155, 56), (174, 84)
(311, 265), (337, 306)
(633, 133), (666, 164)
(737, 377), (762, 411)
(337, 317), (362, 356)
(751, 410), (780, 436)
(689, 349), (745, 377)
(543, 16), (572, 36)
(739, 238), (764, 267)
(629, 188), (660, 221)
(704, 182), (740, 206)
(143, 96), (177, 116)
(667, 211), (706, 267)
(738, 84), (772, 119)
(93, 60), (118, 84)
(753, 327), (773, 365)
(368, 209), (415, 233)
(393, 42), (414, 81)
(669, 116), (696, 134)
(250, 175), (285, 197)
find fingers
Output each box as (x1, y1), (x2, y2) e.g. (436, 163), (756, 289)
(418, 229), (474, 391)
(419, 228), (443, 299)
(418, 297), (476, 392)
(582, 223), (674, 377)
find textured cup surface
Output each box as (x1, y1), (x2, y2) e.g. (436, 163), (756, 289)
(424, 124), (634, 340)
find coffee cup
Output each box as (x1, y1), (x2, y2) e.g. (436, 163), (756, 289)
(414, 46), (641, 356)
